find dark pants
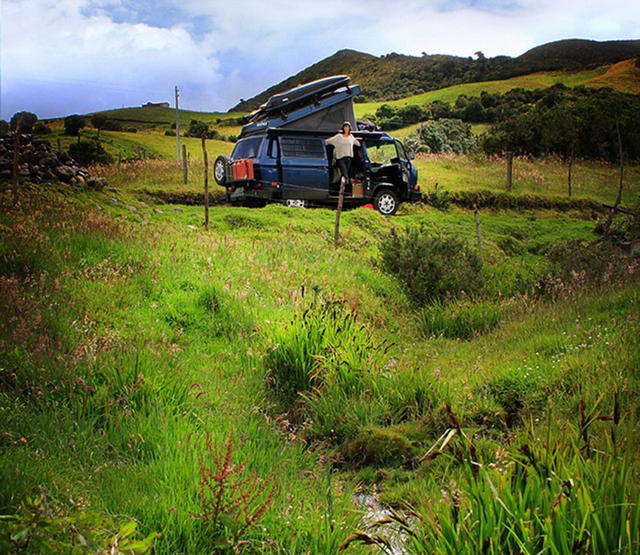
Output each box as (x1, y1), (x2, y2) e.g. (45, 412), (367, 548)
(336, 156), (352, 182)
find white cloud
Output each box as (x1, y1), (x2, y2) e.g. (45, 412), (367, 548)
(2, 0), (224, 117)
(1, 0), (638, 119)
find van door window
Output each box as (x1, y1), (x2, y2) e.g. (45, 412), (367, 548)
(395, 140), (408, 161)
(281, 138), (326, 158)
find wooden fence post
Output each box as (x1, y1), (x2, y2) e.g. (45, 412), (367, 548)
(603, 120), (625, 239)
(202, 135), (209, 231)
(506, 151), (513, 193)
(567, 146), (574, 198)
(334, 177), (346, 248)
(474, 202), (483, 263)
(182, 144), (188, 184)
(12, 120), (22, 204)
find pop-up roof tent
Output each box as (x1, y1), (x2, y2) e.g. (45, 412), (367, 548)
(239, 76), (360, 138)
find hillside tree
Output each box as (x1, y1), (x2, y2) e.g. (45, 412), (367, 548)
(64, 114), (86, 137)
(91, 114), (108, 140)
(10, 111), (38, 133)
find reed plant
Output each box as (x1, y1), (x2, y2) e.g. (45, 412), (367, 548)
(418, 298), (505, 340)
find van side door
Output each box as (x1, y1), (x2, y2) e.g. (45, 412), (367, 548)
(279, 137), (330, 200)
(260, 137), (281, 187)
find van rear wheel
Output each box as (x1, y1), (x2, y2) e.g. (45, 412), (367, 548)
(214, 155), (230, 186)
(374, 190), (398, 216)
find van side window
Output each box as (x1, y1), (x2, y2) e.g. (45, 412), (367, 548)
(281, 138), (325, 159)
(231, 137), (263, 159)
(267, 138), (279, 159)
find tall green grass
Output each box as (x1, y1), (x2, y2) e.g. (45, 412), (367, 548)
(1, 178), (639, 555)
(357, 410), (639, 555)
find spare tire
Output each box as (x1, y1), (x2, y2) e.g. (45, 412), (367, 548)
(214, 155), (231, 186)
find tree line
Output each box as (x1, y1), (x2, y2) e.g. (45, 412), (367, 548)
(369, 85), (640, 162)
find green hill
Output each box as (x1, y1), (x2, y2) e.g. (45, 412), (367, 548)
(233, 39), (640, 111)
(354, 58), (640, 117)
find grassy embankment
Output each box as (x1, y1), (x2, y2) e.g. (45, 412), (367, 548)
(1, 153), (639, 553)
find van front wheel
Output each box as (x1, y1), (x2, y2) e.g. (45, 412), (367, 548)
(374, 190), (398, 216)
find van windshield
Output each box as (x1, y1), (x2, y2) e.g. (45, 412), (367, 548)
(232, 137), (263, 160)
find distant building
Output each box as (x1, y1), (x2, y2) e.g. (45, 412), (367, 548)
(143, 101), (170, 108)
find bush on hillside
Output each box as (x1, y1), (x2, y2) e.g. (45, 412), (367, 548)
(64, 114), (86, 136)
(539, 238), (639, 299)
(102, 120), (122, 131)
(68, 139), (113, 166)
(184, 119), (222, 139)
(482, 86), (640, 161)
(11, 111), (38, 133)
(33, 122), (52, 135)
(366, 103), (430, 131)
(405, 119), (478, 154)
(379, 226), (483, 305)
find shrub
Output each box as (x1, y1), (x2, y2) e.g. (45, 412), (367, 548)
(422, 187), (452, 210)
(405, 119), (478, 154)
(33, 122), (51, 135)
(379, 226), (483, 305)
(541, 239), (638, 298)
(11, 111), (38, 133)
(102, 120), (122, 131)
(63, 114), (85, 136)
(68, 139), (113, 166)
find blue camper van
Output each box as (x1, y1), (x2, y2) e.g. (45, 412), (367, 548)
(214, 76), (421, 215)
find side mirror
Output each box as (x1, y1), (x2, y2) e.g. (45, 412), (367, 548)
(408, 150), (415, 161)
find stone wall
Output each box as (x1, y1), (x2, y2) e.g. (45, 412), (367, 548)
(0, 132), (107, 188)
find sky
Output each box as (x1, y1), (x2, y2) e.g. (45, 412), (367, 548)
(1, 0), (639, 120)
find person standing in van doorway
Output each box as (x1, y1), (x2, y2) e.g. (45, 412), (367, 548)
(326, 122), (360, 185)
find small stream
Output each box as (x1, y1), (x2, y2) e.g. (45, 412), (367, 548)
(354, 490), (415, 555)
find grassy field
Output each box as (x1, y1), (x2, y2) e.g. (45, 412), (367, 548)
(1, 149), (639, 553)
(84, 140), (640, 209)
(2, 64), (640, 552)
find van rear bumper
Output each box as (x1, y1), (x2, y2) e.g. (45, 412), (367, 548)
(226, 182), (278, 204)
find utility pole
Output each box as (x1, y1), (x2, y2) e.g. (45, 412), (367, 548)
(175, 86), (181, 163)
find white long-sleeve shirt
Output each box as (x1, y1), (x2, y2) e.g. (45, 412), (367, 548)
(325, 133), (360, 159)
